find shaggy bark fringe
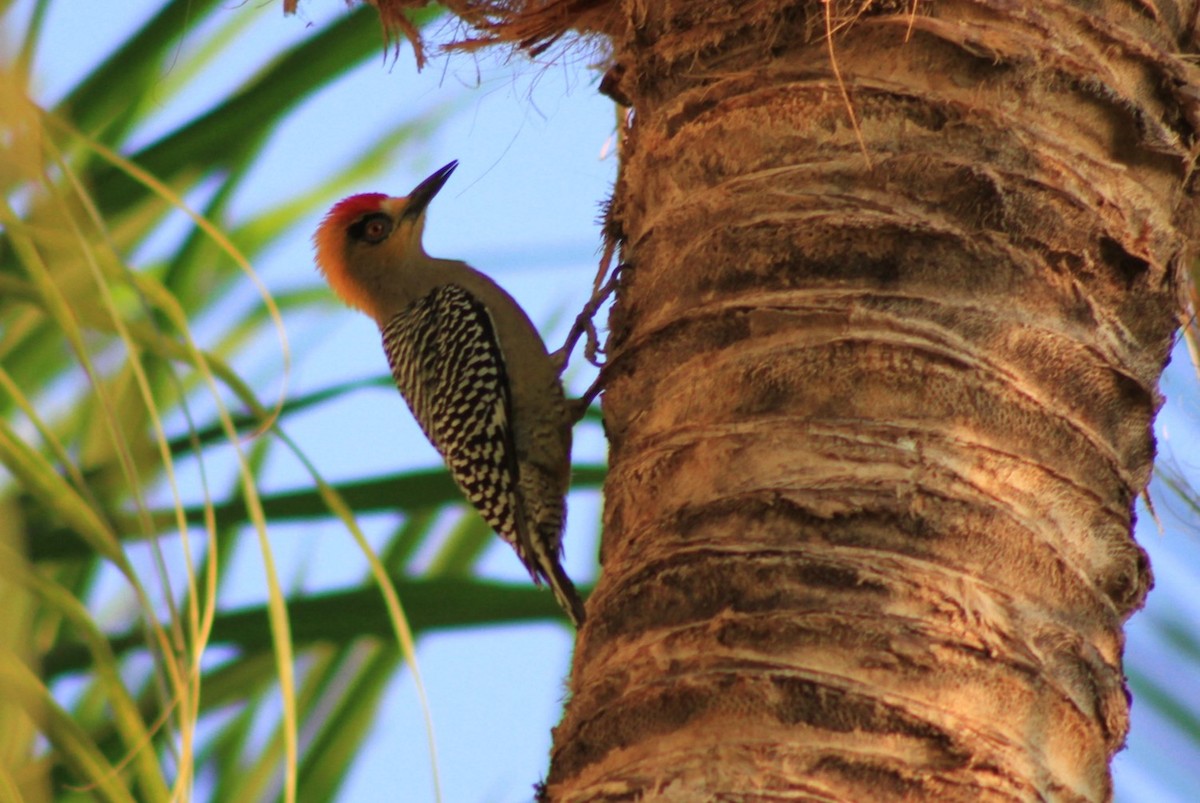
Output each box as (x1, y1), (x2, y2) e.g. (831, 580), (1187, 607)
(285, 0), (622, 63)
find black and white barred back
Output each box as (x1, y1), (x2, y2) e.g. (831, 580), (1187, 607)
(381, 283), (532, 557)
(381, 283), (585, 627)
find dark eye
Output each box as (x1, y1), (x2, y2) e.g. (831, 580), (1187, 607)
(349, 212), (393, 244)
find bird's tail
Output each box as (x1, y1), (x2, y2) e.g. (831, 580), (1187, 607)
(542, 557), (587, 628)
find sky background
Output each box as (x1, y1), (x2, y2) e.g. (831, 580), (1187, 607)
(8, 1), (1200, 801)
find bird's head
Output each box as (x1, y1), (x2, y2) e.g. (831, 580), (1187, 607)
(313, 160), (458, 320)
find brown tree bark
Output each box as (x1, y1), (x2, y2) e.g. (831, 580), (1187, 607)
(537, 1), (1200, 800)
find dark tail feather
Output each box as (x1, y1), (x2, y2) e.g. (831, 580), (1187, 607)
(543, 559), (587, 628)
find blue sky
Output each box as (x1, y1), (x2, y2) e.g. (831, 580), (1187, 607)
(9, 2), (1200, 801)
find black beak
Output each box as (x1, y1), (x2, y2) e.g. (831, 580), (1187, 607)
(403, 160), (457, 219)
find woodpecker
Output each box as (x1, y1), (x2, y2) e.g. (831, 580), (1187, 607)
(313, 161), (586, 627)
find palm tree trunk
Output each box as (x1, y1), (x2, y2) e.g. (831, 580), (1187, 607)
(547, 1), (1199, 800)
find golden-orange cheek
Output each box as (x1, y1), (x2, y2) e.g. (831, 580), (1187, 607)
(315, 222), (378, 318)
(323, 264), (376, 317)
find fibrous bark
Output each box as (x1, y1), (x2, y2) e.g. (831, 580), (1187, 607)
(547, 1), (1200, 801)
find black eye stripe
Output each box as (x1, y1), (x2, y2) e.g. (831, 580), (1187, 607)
(348, 212), (393, 244)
